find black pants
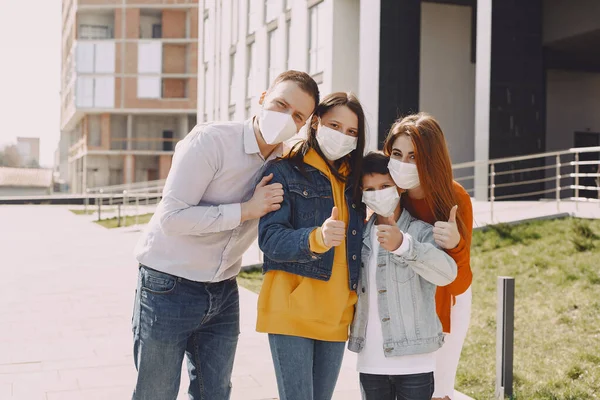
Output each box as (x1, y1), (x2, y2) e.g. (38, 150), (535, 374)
(359, 372), (434, 400)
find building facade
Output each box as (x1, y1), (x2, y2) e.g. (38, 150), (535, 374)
(60, 0), (199, 193)
(200, 0), (600, 200)
(16, 137), (41, 168)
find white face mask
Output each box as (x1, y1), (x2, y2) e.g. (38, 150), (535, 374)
(258, 109), (298, 144)
(362, 186), (400, 218)
(388, 158), (420, 190)
(315, 125), (358, 161)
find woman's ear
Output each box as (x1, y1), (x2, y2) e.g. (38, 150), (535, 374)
(310, 115), (319, 131)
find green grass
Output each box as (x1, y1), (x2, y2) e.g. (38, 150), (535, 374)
(458, 218), (600, 399)
(236, 218), (600, 398)
(238, 266), (264, 294)
(70, 209), (97, 215)
(94, 213), (154, 228)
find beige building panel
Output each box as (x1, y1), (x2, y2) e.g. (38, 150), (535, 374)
(125, 42), (138, 73)
(188, 42), (198, 74)
(114, 7), (125, 39)
(189, 10), (198, 39)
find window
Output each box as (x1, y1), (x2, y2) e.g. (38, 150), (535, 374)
(229, 52), (237, 105)
(231, 0), (239, 44)
(265, 0), (280, 23)
(79, 24), (112, 39)
(308, 2), (325, 75)
(285, 19), (291, 70)
(247, 0), (258, 34)
(246, 42), (255, 98)
(267, 29), (278, 84)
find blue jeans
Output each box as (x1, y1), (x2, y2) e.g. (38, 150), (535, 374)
(359, 372), (434, 400)
(132, 265), (240, 400)
(268, 334), (345, 400)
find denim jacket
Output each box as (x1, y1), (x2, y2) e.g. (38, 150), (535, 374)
(348, 210), (457, 357)
(258, 159), (365, 291)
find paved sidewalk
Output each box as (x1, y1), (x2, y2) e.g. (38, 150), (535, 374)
(0, 205), (479, 399)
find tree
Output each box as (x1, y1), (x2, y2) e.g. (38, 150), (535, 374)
(0, 145), (22, 168)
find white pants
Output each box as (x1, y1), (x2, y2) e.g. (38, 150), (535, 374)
(433, 286), (472, 398)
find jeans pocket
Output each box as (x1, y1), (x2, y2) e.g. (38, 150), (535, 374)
(141, 267), (178, 294)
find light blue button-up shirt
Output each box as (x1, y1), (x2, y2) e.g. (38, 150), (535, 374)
(135, 119), (281, 282)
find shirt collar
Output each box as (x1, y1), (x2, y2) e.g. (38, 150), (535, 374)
(244, 117), (283, 161)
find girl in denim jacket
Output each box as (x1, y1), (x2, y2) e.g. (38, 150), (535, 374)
(257, 92), (367, 400)
(348, 152), (457, 400)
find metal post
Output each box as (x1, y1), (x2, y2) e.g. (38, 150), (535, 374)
(575, 152), (580, 211)
(496, 276), (515, 399)
(490, 163), (495, 223)
(556, 154), (561, 212)
(98, 189), (103, 221)
(117, 204), (121, 227)
(84, 189), (89, 213)
(123, 190), (128, 227)
(136, 195), (140, 226)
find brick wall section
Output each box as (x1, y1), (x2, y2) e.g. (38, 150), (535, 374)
(163, 44), (186, 73)
(125, 0), (198, 5)
(126, 8), (140, 39)
(188, 43), (198, 74)
(189, 9), (198, 39)
(162, 10), (186, 38)
(159, 155), (172, 180)
(162, 79), (186, 98)
(78, 0), (119, 5)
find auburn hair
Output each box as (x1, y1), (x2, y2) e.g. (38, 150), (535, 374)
(383, 112), (467, 238)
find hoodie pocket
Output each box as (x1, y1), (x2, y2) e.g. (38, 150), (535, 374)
(289, 277), (347, 325)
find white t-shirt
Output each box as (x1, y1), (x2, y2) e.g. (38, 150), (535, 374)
(356, 223), (436, 375)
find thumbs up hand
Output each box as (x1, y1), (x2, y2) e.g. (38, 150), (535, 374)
(321, 207), (346, 248)
(376, 215), (404, 252)
(433, 205), (460, 249)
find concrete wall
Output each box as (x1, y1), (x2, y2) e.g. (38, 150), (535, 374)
(546, 70), (600, 151)
(419, 2), (475, 164)
(543, 0), (600, 44)
(0, 187), (51, 197)
(358, 0), (381, 151)
(331, 0), (359, 94)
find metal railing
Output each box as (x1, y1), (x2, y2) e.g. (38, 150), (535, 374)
(79, 146), (599, 226)
(452, 146), (600, 221)
(84, 180), (165, 226)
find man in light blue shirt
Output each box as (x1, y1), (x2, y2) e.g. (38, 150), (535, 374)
(131, 71), (320, 400)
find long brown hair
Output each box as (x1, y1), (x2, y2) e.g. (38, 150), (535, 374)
(286, 92), (366, 203)
(383, 113), (466, 238)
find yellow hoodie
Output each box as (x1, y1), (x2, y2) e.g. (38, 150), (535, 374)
(256, 149), (358, 341)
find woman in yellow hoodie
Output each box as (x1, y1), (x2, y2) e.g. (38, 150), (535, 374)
(257, 92), (367, 400)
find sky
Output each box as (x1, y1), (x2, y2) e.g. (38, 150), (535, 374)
(0, 0), (61, 167)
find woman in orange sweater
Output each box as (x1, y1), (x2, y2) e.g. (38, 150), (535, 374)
(383, 113), (473, 400)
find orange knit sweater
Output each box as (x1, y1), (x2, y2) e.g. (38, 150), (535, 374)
(403, 181), (473, 333)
